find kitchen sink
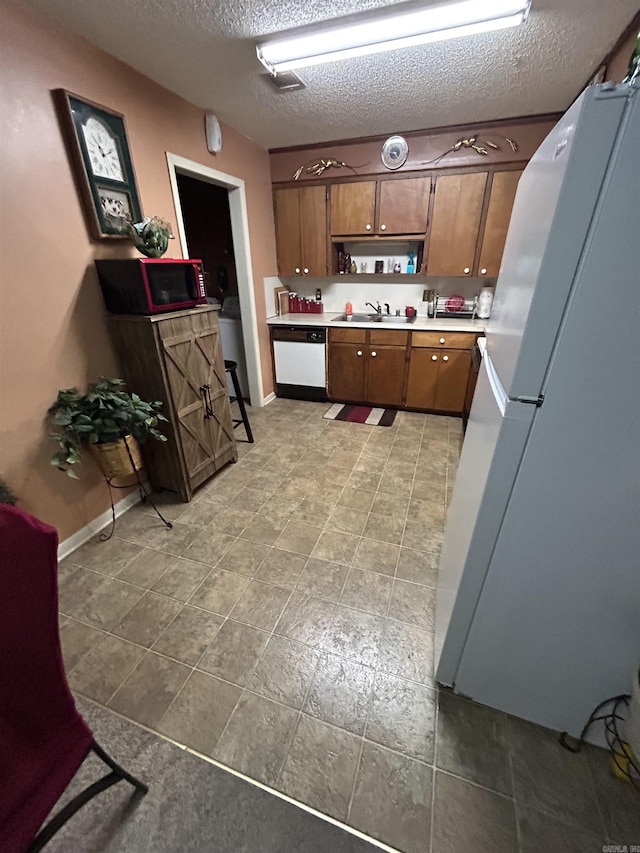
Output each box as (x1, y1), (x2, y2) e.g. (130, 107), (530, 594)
(332, 313), (416, 323)
(332, 313), (377, 322)
(378, 315), (416, 324)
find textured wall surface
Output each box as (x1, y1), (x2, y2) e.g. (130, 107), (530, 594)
(0, 1), (277, 541)
(12, 0), (640, 147)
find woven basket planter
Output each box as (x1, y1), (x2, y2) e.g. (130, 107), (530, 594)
(88, 434), (143, 479)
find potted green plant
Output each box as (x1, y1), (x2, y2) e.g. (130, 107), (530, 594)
(48, 377), (168, 479)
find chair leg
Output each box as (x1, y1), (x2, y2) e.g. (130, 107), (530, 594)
(229, 367), (254, 443)
(26, 741), (147, 852)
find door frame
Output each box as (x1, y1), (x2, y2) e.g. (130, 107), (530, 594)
(166, 152), (264, 407)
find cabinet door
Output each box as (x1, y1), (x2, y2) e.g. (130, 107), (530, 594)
(159, 313), (234, 482)
(365, 346), (407, 407)
(328, 342), (366, 402)
(425, 172), (487, 276)
(477, 170), (523, 277)
(406, 348), (439, 409)
(434, 350), (471, 412)
(330, 181), (376, 235)
(378, 178), (430, 234)
(299, 185), (328, 276)
(274, 188), (302, 275)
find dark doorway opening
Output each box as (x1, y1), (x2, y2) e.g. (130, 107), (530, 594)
(176, 173), (249, 399)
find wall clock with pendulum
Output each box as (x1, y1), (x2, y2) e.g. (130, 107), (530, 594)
(55, 90), (143, 239)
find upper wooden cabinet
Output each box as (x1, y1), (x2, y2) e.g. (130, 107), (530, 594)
(274, 185), (327, 277)
(477, 170), (523, 277)
(330, 181), (376, 235)
(331, 177), (430, 237)
(425, 172), (488, 276)
(377, 178), (431, 234)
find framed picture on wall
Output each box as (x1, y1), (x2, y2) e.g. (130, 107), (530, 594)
(54, 89), (143, 239)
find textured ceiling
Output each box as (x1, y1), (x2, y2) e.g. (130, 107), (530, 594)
(15, 0), (638, 148)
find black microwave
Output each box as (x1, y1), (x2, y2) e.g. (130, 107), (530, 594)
(95, 258), (207, 315)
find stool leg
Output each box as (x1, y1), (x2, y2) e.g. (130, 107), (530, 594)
(229, 367), (254, 443)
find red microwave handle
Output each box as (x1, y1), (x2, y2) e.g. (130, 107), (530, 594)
(190, 260), (207, 301)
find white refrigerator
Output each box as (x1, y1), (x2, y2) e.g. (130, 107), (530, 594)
(434, 81), (640, 738)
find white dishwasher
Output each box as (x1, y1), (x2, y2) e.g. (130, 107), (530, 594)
(272, 326), (327, 401)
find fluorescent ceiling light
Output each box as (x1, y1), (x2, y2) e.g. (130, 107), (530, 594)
(257, 0), (531, 73)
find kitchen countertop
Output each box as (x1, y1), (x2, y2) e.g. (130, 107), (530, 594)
(267, 312), (486, 332)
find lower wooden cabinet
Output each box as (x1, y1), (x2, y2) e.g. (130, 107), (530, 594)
(406, 348), (470, 412)
(328, 326), (476, 415)
(366, 344), (407, 407)
(328, 328), (408, 407)
(328, 341), (366, 401)
(110, 306), (237, 501)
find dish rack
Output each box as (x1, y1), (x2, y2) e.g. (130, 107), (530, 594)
(434, 295), (478, 319)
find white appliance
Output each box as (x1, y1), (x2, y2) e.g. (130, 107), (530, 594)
(218, 315), (249, 399)
(272, 327), (327, 400)
(435, 82), (640, 739)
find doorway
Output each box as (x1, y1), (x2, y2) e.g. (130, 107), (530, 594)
(165, 153), (264, 406)
(176, 174), (249, 400)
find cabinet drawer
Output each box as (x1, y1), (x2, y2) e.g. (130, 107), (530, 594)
(411, 331), (476, 350)
(369, 329), (409, 346)
(330, 327), (366, 343)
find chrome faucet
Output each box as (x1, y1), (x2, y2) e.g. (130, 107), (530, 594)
(366, 301), (382, 315)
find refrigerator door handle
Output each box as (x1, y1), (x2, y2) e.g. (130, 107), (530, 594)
(484, 353), (508, 416)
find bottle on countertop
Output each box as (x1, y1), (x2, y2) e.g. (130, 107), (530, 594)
(476, 286), (495, 319)
(345, 299), (353, 318)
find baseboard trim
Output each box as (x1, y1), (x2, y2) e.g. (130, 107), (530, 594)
(57, 487), (145, 560)
(262, 391), (276, 406)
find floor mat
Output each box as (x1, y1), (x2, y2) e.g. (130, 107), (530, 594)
(323, 404), (397, 426)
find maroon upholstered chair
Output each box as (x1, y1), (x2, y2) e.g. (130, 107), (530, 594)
(0, 505), (147, 853)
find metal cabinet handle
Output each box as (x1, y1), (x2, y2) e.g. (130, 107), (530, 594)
(295, 267), (301, 274)
(431, 355), (438, 361)
(380, 224), (387, 231)
(356, 350), (363, 357)
(303, 268), (309, 274)
(371, 351), (377, 357)
(365, 224), (372, 231)
(200, 384), (213, 419)
(443, 355), (449, 362)
(464, 267), (470, 274)
(480, 268), (487, 275)
(439, 337), (445, 344)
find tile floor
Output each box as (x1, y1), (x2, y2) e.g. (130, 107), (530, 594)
(58, 398), (639, 853)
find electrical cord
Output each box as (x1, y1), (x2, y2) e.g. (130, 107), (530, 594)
(560, 694), (640, 793)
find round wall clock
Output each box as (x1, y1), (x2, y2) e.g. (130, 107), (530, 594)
(381, 135), (409, 170)
(55, 90), (143, 239)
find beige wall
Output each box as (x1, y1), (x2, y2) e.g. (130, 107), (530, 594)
(0, 1), (277, 541)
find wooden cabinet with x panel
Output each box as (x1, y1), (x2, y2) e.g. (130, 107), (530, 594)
(110, 306), (237, 501)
